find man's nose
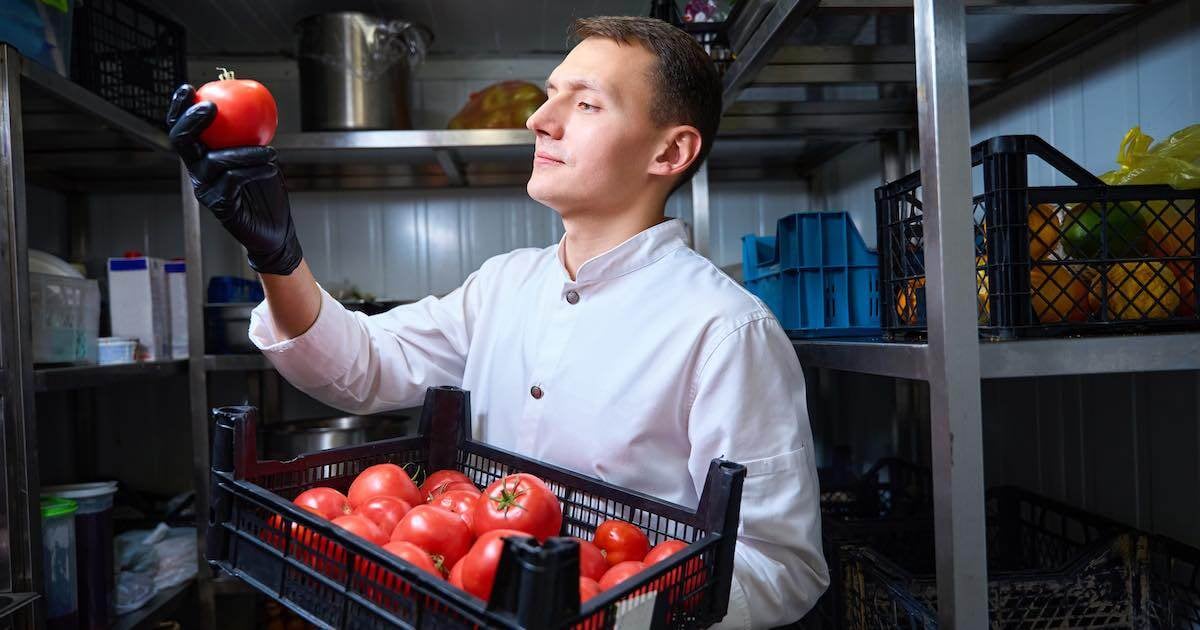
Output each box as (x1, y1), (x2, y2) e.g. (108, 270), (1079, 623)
(526, 97), (563, 139)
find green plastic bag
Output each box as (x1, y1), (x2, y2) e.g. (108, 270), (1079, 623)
(1099, 124), (1200, 189)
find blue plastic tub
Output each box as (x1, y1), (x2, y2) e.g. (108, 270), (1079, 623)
(742, 212), (881, 338)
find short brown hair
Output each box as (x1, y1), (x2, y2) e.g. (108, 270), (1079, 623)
(570, 16), (722, 195)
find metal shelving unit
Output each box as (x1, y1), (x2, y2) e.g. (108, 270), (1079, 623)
(0, 43), (212, 629)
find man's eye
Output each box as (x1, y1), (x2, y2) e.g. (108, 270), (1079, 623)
(578, 102), (598, 112)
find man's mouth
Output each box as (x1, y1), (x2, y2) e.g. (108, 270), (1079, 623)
(534, 151), (565, 166)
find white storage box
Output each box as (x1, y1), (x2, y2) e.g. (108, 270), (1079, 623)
(107, 257), (170, 361)
(30, 272), (100, 365)
(165, 261), (188, 359)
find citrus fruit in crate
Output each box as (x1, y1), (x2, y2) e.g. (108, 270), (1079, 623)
(1088, 261), (1180, 320)
(1169, 261), (1196, 316)
(1062, 203), (1149, 259)
(1030, 266), (1089, 323)
(1029, 203), (1063, 261)
(896, 277), (926, 325)
(1145, 202), (1196, 258)
(976, 257), (990, 324)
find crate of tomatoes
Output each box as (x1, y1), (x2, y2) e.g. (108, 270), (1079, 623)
(207, 386), (746, 629)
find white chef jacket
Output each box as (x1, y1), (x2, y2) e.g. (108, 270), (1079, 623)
(248, 218), (828, 627)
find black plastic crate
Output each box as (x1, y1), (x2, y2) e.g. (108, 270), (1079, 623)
(72, 0), (186, 126)
(876, 135), (1200, 339)
(207, 386), (746, 629)
(820, 458), (933, 520)
(829, 486), (1200, 628)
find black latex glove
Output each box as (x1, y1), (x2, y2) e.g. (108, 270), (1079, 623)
(166, 84), (303, 276)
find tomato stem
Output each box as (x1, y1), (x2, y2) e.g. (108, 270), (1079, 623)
(217, 67), (236, 81)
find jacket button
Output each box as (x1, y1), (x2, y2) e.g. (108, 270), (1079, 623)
(565, 290), (580, 305)
(530, 385), (544, 399)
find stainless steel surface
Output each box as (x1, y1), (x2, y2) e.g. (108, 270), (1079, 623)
(204, 304), (257, 354)
(17, 53), (170, 154)
(297, 12), (426, 131)
(794, 334), (1200, 379)
(0, 44), (42, 625)
(820, 0), (1146, 13)
(433, 148), (465, 186)
(204, 354), (273, 372)
(691, 161), (711, 259)
(753, 61), (1004, 84)
(913, 0), (989, 625)
(33, 360), (188, 392)
(793, 339), (929, 379)
(721, 0), (822, 110)
(181, 160), (215, 629)
(261, 414), (413, 461)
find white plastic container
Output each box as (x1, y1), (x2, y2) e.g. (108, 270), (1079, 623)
(165, 261), (189, 359)
(44, 482), (119, 629)
(107, 257), (170, 361)
(97, 338), (137, 365)
(30, 272), (100, 364)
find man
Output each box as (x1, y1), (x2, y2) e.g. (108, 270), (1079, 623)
(168, 15), (827, 627)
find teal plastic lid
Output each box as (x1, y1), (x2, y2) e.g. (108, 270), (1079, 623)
(40, 497), (77, 519)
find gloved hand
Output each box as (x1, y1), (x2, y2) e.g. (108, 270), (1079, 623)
(166, 84), (303, 276)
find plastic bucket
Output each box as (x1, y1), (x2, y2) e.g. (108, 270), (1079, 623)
(41, 497), (79, 629)
(44, 482), (117, 629)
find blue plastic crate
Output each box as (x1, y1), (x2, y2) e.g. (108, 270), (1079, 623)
(742, 212), (881, 338)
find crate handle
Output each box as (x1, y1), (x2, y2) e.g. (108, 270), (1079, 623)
(418, 385), (472, 473)
(972, 135), (1105, 186)
(490, 536), (581, 627)
(696, 459), (747, 619)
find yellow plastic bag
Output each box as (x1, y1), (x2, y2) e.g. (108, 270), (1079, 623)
(1098, 125), (1200, 258)
(1098, 124), (1200, 189)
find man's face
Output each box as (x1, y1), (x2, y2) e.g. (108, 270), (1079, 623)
(526, 37), (666, 216)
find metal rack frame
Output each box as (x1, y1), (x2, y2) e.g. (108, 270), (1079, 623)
(0, 43), (212, 629)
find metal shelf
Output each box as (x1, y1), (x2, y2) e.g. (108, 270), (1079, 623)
(0, 593), (38, 620)
(112, 579), (195, 630)
(204, 354), (273, 372)
(33, 359), (188, 392)
(14, 46), (176, 192)
(793, 332), (1200, 379)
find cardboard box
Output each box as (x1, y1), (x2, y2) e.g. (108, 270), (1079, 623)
(107, 257), (170, 361)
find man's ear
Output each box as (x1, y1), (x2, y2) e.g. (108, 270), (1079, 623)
(650, 125), (703, 177)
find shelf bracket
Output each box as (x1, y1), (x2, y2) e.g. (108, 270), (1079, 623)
(433, 148), (466, 187)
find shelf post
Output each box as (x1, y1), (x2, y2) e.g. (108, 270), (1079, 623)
(691, 160), (711, 258)
(912, 0), (990, 626)
(0, 44), (43, 629)
(181, 160), (216, 629)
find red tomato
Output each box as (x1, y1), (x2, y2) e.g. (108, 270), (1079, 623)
(448, 558), (467, 590)
(348, 463), (423, 509)
(472, 473), (562, 541)
(262, 505), (323, 552)
(598, 561), (647, 591)
(382, 540), (441, 578)
(293, 487), (350, 520)
(431, 489), (479, 530)
(580, 577), (602, 602)
(644, 540), (688, 564)
(572, 537), (609, 581)
(420, 470), (475, 500)
(195, 70), (278, 149)
(331, 514), (387, 546)
(593, 520), (650, 566)
(390, 505), (474, 572)
(459, 529), (533, 601)
(429, 481), (481, 501)
(352, 496), (412, 535)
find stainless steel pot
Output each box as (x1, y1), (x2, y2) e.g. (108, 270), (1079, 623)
(296, 12), (430, 131)
(260, 414), (413, 461)
(204, 303), (256, 354)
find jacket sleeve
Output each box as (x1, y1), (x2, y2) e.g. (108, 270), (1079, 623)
(247, 269), (485, 414)
(687, 314), (829, 628)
